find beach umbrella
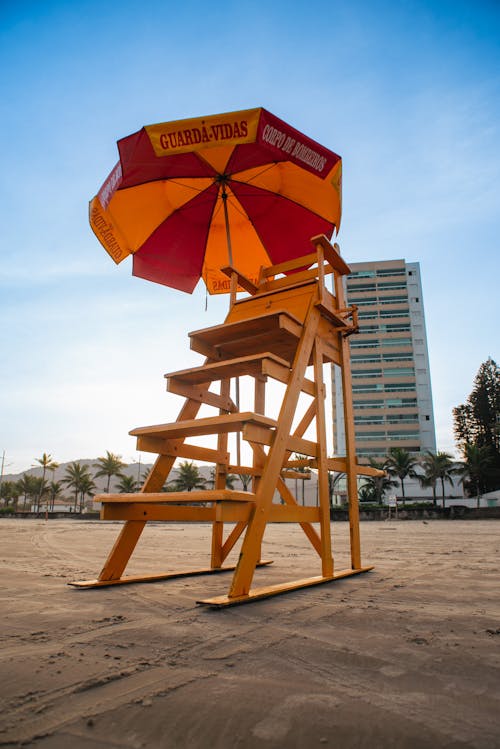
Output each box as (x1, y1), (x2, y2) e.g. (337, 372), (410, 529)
(89, 107), (342, 295)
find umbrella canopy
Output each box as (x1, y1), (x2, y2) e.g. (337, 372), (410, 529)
(89, 107), (342, 294)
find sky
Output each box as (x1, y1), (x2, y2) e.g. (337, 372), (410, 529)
(1, 0), (499, 474)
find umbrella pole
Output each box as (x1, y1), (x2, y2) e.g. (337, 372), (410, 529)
(221, 183), (237, 309)
(221, 182), (241, 467)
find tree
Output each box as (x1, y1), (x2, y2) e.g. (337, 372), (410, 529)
(34, 453), (59, 513)
(169, 461), (207, 492)
(359, 458), (397, 504)
(63, 462), (92, 512)
(238, 473), (252, 491)
(78, 474), (97, 512)
(0, 480), (22, 509)
(117, 474), (138, 493)
(48, 481), (64, 511)
(456, 444), (494, 508)
(385, 448), (419, 503)
(419, 451), (456, 508)
(293, 453), (311, 505)
(93, 451), (126, 492)
(453, 358), (500, 491)
(17, 474), (39, 511)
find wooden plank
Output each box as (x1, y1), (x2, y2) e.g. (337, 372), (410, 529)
(260, 253), (318, 278)
(135, 437), (229, 465)
(198, 567), (374, 607)
(261, 266), (333, 293)
(311, 235), (351, 276)
(229, 286), (315, 327)
(190, 312), (302, 349)
(130, 411), (277, 441)
(166, 353), (290, 385)
(220, 265), (259, 295)
(100, 503), (253, 523)
(96, 490), (256, 504)
(69, 560), (274, 589)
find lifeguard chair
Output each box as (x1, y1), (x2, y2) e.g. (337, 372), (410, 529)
(71, 236), (381, 606)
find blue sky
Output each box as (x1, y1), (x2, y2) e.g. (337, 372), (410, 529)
(1, 0), (499, 473)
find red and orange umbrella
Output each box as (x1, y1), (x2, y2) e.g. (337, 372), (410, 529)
(89, 107), (342, 294)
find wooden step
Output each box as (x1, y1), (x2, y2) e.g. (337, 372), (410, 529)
(129, 411), (277, 441)
(95, 490), (256, 504)
(189, 311), (302, 362)
(165, 352), (291, 386)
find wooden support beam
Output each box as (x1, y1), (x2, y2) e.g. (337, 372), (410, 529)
(243, 422), (318, 458)
(167, 379), (237, 412)
(135, 436), (229, 465)
(311, 234), (351, 276)
(220, 265), (259, 295)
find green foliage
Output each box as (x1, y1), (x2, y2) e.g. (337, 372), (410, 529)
(453, 358), (500, 491)
(169, 461), (207, 492)
(418, 451), (456, 508)
(117, 475), (138, 493)
(384, 448), (419, 501)
(63, 462), (94, 512)
(93, 451), (126, 492)
(456, 443), (495, 507)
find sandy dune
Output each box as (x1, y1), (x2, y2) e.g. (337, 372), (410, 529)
(0, 518), (499, 748)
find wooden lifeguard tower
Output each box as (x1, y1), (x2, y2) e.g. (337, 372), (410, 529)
(71, 235), (381, 606)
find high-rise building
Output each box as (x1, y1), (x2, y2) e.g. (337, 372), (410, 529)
(333, 259), (436, 460)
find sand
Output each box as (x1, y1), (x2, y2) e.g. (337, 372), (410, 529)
(0, 517), (499, 748)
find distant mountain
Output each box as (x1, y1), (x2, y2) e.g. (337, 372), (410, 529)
(1, 459), (219, 495)
(2, 459), (154, 494)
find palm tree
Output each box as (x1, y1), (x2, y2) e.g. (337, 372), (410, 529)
(17, 474), (39, 511)
(238, 473), (252, 491)
(293, 453), (311, 505)
(456, 444), (494, 508)
(169, 461), (207, 492)
(78, 474), (97, 512)
(93, 451), (126, 492)
(117, 474), (138, 493)
(359, 458), (397, 504)
(34, 453), (59, 513)
(48, 481), (64, 512)
(419, 451), (456, 508)
(385, 447), (419, 504)
(63, 462), (91, 512)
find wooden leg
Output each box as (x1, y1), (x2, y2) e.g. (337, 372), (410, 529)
(97, 520), (147, 581)
(211, 379), (230, 568)
(228, 309), (320, 598)
(313, 339), (334, 578)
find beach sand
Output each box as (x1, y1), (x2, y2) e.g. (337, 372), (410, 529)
(0, 518), (499, 748)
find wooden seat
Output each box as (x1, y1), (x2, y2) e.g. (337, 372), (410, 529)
(129, 412), (277, 441)
(189, 311), (303, 362)
(95, 490), (257, 504)
(71, 236), (379, 605)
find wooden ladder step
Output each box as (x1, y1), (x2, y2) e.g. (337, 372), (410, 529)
(189, 311), (302, 361)
(129, 411), (277, 441)
(95, 490), (256, 504)
(165, 352), (291, 386)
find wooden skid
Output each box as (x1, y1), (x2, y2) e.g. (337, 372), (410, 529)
(69, 561), (274, 589)
(197, 567), (374, 607)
